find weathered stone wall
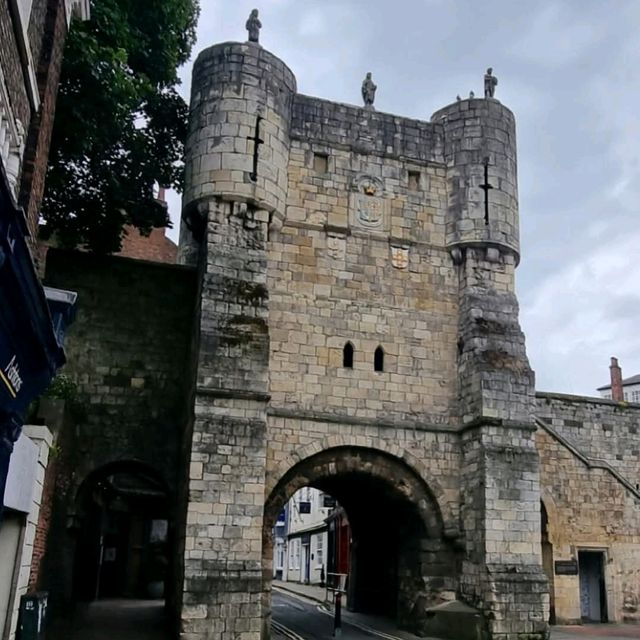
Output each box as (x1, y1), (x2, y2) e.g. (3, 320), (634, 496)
(41, 248), (197, 608)
(269, 134), (458, 422)
(536, 424), (640, 624)
(180, 37), (548, 640)
(536, 392), (640, 481)
(535, 394), (640, 624)
(44, 249), (196, 485)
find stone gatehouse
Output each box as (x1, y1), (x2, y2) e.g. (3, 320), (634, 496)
(37, 30), (640, 640)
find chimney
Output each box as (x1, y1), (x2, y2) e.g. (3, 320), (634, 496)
(610, 357), (624, 402)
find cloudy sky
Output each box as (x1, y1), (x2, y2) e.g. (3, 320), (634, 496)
(167, 0), (640, 397)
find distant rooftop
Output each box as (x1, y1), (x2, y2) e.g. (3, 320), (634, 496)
(597, 373), (640, 391)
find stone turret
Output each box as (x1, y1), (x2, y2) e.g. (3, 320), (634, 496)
(179, 41), (296, 265)
(178, 39), (297, 640)
(432, 97), (548, 637)
(432, 97), (520, 265)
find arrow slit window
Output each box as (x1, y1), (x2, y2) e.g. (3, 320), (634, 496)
(374, 346), (384, 372)
(343, 342), (354, 369)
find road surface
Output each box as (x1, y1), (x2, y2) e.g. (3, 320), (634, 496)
(271, 589), (423, 640)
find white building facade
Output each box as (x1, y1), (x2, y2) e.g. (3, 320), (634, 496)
(275, 487), (332, 585)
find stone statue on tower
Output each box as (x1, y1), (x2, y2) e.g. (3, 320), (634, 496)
(361, 72), (377, 109)
(484, 67), (498, 98)
(246, 9), (261, 43)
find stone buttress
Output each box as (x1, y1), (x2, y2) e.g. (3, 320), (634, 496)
(178, 41), (296, 640)
(432, 98), (549, 638)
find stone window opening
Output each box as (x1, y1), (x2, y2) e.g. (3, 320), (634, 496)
(313, 152), (329, 174)
(408, 170), (421, 191)
(374, 346), (384, 372)
(343, 342), (354, 368)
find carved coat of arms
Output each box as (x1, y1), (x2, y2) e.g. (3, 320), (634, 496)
(390, 246), (409, 269)
(350, 175), (387, 232)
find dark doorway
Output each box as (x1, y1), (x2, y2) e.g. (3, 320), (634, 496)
(74, 464), (169, 602)
(578, 551), (607, 622)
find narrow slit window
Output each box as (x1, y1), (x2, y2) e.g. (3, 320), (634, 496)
(374, 346), (384, 372)
(408, 170), (420, 191)
(314, 152), (329, 174)
(343, 342), (354, 368)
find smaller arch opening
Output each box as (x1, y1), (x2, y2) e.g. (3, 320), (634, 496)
(343, 342), (354, 368)
(374, 346), (384, 372)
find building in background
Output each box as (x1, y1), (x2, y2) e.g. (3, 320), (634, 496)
(0, 0), (87, 636)
(326, 506), (351, 585)
(116, 188), (178, 264)
(282, 488), (331, 585)
(597, 357), (640, 403)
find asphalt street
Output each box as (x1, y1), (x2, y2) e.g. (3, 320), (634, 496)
(271, 590), (425, 640)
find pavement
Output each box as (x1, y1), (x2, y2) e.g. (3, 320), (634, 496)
(48, 599), (171, 640)
(273, 580), (332, 604)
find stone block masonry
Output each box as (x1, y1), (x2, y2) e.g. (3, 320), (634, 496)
(40, 248), (197, 612)
(179, 34), (548, 640)
(32, 25), (640, 640)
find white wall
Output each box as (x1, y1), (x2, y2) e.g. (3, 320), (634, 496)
(0, 425), (52, 640)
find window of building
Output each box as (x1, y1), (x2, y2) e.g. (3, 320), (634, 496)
(374, 346), (384, 372)
(316, 535), (324, 567)
(343, 342), (354, 368)
(632, 390), (640, 403)
(313, 152), (328, 174)
(408, 170), (421, 190)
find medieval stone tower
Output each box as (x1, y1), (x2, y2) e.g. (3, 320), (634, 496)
(176, 27), (548, 640)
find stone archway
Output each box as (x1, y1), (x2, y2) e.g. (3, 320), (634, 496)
(263, 445), (460, 637)
(73, 461), (170, 602)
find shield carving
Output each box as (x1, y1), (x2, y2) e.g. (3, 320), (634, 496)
(390, 246), (409, 269)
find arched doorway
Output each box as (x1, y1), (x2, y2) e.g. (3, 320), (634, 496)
(263, 446), (459, 636)
(73, 461), (170, 602)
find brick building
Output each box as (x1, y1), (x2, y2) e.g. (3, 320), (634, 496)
(0, 0), (86, 637)
(35, 20), (640, 640)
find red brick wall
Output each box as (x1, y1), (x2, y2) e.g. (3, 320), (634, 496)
(28, 455), (57, 589)
(0, 0), (32, 132)
(117, 226), (178, 264)
(19, 0), (68, 240)
(28, 0), (50, 79)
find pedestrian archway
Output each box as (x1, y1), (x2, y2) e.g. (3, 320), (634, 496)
(73, 461), (170, 602)
(263, 446), (459, 636)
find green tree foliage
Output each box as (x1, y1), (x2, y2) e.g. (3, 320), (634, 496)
(41, 0), (199, 253)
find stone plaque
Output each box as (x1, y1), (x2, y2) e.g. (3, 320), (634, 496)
(390, 246), (409, 269)
(327, 233), (346, 261)
(554, 560), (578, 575)
(349, 175), (388, 233)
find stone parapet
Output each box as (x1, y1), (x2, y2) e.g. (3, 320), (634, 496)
(291, 94), (442, 164)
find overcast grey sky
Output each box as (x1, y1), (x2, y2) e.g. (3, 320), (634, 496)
(167, 0), (640, 397)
